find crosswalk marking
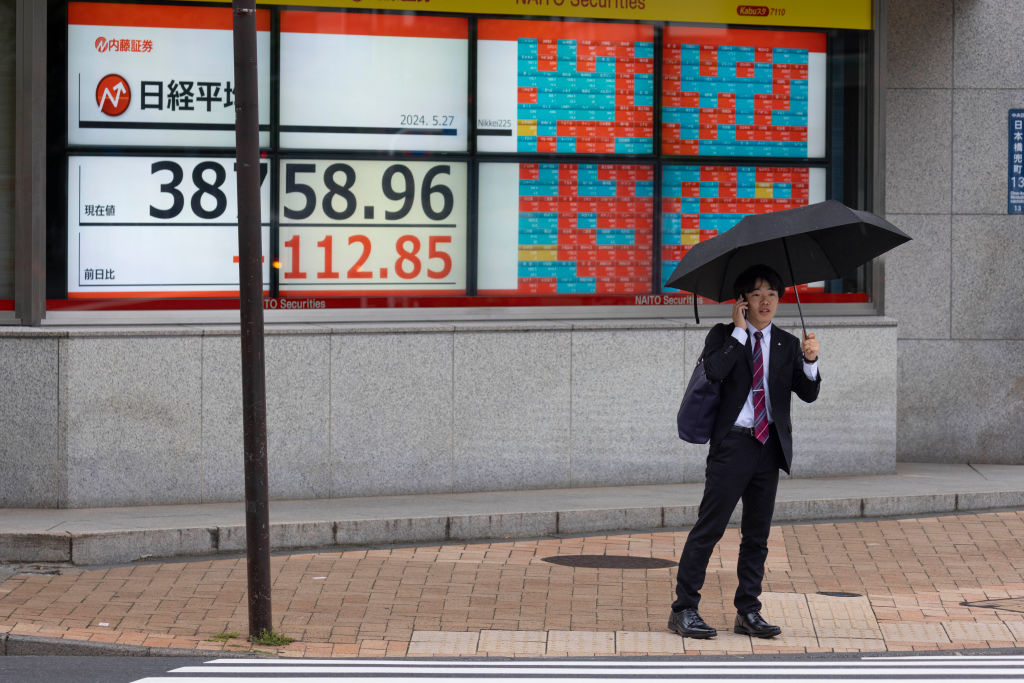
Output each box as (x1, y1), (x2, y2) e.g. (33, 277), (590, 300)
(195, 655), (1024, 665)
(131, 676), (1024, 682)
(168, 663), (1024, 675)
(130, 655), (1024, 682)
(866, 655), (1024, 660)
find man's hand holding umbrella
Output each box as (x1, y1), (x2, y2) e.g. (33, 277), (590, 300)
(802, 332), (819, 362)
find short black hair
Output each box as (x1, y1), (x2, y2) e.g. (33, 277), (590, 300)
(733, 264), (785, 301)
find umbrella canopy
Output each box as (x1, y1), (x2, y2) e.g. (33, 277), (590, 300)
(664, 199), (912, 330)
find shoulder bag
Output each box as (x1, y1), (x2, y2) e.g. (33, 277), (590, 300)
(676, 356), (720, 444)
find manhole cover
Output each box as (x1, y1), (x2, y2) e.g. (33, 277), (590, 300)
(542, 555), (677, 569)
(961, 597), (1024, 614)
(817, 591), (862, 598)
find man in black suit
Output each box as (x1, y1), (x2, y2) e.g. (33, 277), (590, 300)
(669, 264), (820, 640)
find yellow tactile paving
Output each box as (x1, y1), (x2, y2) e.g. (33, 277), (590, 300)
(768, 632), (821, 649)
(478, 629), (547, 656)
(545, 630), (616, 656)
(815, 637), (886, 651)
(682, 630), (753, 653)
(615, 630), (685, 654)
(406, 630), (480, 656)
(879, 621), (952, 643)
(1004, 619), (1024, 640)
(761, 591), (816, 637)
(806, 593), (883, 639)
(943, 621), (1015, 643)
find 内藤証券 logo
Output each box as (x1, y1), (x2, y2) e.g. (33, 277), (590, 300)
(96, 74), (131, 116)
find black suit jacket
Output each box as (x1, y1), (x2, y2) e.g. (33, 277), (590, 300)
(701, 322), (821, 473)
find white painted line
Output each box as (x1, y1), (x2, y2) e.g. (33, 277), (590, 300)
(192, 655), (1024, 667)
(134, 678), (1024, 683)
(198, 656), (1024, 667)
(866, 655), (1024, 660)
(171, 664), (1024, 675)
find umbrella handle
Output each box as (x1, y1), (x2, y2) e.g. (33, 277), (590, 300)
(781, 238), (807, 338)
(693, 296), (700, 325)
(791, 283), (807, 338)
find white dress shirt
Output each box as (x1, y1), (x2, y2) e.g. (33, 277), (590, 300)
(730, 322), (819, 428)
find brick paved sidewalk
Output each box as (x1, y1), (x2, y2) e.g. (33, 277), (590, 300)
(2, 510), (1024, 657)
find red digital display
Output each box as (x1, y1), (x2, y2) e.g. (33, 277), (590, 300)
(478, 162), (653, 296)
(477, 20), (655, 154)
(662, 27), (826, 158)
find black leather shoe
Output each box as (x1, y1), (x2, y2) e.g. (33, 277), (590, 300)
(734, 610), (782, 638)
(668, 607), (717, 639)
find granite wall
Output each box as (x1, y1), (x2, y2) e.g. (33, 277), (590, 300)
(0, 319), (896, 508)
(884, 0), (1024, 463)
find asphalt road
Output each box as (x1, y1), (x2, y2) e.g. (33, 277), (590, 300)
(0, 656), (208, 682)
(3, 653), (1024, 682)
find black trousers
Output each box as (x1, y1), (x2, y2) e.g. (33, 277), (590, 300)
(672, 425), (783, 613)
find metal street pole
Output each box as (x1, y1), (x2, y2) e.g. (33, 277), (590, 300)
(231, 0), (272, 639)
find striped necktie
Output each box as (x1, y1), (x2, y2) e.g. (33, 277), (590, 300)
(752, 330), (769, 444)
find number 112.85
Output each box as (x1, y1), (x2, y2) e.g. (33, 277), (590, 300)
(281, 233), (453, 282)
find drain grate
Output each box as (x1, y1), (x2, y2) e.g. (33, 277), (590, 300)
(542, 555), (677, 569)
(960, 597), (1024, 614)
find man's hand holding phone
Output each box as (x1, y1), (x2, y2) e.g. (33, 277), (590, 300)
(732, 295), (748, 329)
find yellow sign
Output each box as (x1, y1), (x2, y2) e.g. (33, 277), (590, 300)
(182, 0), (872, 30)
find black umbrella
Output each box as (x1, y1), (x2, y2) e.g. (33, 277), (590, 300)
(664, 199), (912, 332)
